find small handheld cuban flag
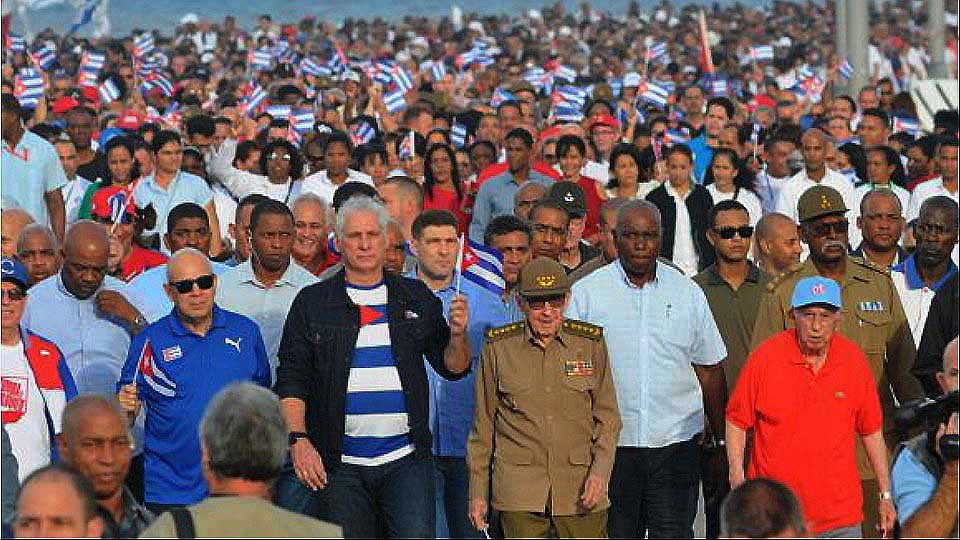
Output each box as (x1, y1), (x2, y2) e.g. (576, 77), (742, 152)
(422, 60), (446, 82)
(133, 33), (155, 58)
(249, 48), (273, 71)
(750, 45), (774, 62)
(892, 117), (921, 137)
(450, 120), (468, 149)
(300, 57), (332, 78)
(140, 73), (174, 97)
(81, 50), (106, 70)
(551, 105), (584, 123)
(106, 189), (129, 223)
(291, 109), (315, 134)
(99, 78), (121, 104)
(709, 77), (728, 97)
(383, 88), (407, 114)
(5, 34), (26, 53)
(645, 42), (668, 63)
(838, 58), (854, 80)
(523, 67), (553, 93)
(30, 42), (57, 71)
(78, 66), (99, 88)
(239, 82), (267, 117)
(750, 122), (761, 145)
(553, 85), (588, 109)
(264, 104), (293, 120)
(350, 121), (376, 146)
(391, 64), (415, 92)
(14, 68), (45, 109)
(662, 128), (691, 146)
(489, 87), (517, 108)
(454, 235), (506, 297)
(639, 81), (671, 109)
(553, 64), (577, 83)
(398, 130), (416, 160)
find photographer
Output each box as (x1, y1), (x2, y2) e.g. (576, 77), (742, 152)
(891, 337), (959, 538)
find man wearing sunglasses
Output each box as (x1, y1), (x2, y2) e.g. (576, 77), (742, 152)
(468, 257), (620, 538)
(752, 184), (924, 537)
(1, 257), (78, 482)
(117, 247), (271, 514)
(693, 200), (771, 539)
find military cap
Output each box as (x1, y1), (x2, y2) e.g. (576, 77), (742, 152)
(519, 257), (570, 298)
(547, 181), (587, 217)
(798, 185), (848, 222)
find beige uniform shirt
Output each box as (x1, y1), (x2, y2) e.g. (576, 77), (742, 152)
(467, 319), (621, 516)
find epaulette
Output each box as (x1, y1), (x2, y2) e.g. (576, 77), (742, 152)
(765, 262), (805, 292)
(562, 319), (603, 340)
(486, 321), (524, 341)
(850, 256), (891, 276)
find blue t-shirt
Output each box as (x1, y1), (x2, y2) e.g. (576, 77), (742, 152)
(117, 305), (271, 505)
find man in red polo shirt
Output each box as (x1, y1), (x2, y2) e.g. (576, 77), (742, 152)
(90, 186), (167, 282)
(726, 276), (897, 538)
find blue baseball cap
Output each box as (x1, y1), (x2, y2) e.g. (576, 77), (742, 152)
(791, 276), (842, 311)
(1, 258), (28, 290)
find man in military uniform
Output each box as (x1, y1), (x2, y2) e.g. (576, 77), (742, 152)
(467, 257), (621, 539)
(751, 184), (924, 538)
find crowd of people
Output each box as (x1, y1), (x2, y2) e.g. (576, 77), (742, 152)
(1, 0), (959, 538)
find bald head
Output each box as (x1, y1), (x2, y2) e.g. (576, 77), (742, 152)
(64, 221), (109, 258)
(756, 212), (795, 242)
(939, 337), (960, 394)
(166, 247), (213, 283)
(616, 199), (662, 235)
(1, 208), (35, 257)
(60, 394), (129, 446)
(60, 221), (109, 300)
(754, 212), (802, 274)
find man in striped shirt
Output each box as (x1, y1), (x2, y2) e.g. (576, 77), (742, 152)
(276, 196), (472, 538)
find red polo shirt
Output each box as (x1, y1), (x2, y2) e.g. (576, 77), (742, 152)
(726, 329), (883, 535)
(119, 245), (167, 282)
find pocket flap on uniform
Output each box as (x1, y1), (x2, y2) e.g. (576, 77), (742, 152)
(569, 446), (592, 465)
(498, 445), (534, 465)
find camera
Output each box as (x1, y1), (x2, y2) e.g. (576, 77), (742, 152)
(895, 390), (959, 461)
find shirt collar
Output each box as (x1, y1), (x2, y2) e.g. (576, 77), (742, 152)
(237, 260), (297, 288)
(895, 254), (959, 291)
(523, 319), (568, 348)
(55, 271), (103, 300)
(701, 262), (762, 285)
(614, 259), (659, 289)
(168, 304), (227, 336)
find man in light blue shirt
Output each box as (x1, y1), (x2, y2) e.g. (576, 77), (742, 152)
(566, 200), (728, 539)
(216, 200), (318, 382)
(130, 203), (229, 323)
(1, 94), (67, 240)
(469, 128), (553, 242)
(408, 210), (507, 539)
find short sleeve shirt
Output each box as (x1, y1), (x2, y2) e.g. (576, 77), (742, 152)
(133, 170), (213, 240)
(1, 131), (68, 225)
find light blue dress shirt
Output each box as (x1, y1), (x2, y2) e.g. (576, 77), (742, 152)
(1, 131), (67, 225)
(688, 133), (712, 184)
(215, 260), (319, 383)
(891, 446), (938, 525)
(567, 259), (726, 448)
(129, 261), (231, 324)
(468, 170), (554, 242)
(408, 270), (507, 457)
(133, 170), (213, 240)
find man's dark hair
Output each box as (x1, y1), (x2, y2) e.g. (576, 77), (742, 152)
(332, 181), (379, 212)
(556, 134), (586, 159)
(17, 464), (99, 521)
(236, 194), (271, 223)
(862, 107), (889, 128)
(706, 96), (735, 119)
(665, 143), (694, 162)
(919, 195), (960, 231)
(2, 92), (23, 119)
(166, 202), (208, 234)
(213, 116), (232, 128)
(529, 198), (570, 226)
(234, 140), (260, 167)
(402, 104), (432, 126)
(150, 130), (182, 153)
(496, 100), (522, 116)
(906, 135), (938, 160)
(708, 199), (749, 229)
(836, 95), (858, 115)
(323, 131), (354, 155)
(721, 478), (806, 538)
(411, 209), (458, 239)
(484, 214), (533, 245)
(504, 127), (534, 148)
(938, 136), (960, 151)
(468, 139), (497, 156)
(185, 114), (216, 138)
(259, 139), (305, 180)
(249, 198), (294, 232)
(359, 143), (388, 165)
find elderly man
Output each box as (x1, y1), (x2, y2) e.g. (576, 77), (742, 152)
(468, 257), (621, 538)
(1, 208), (35, 258)
(217, 199), (318, 382)
(728, 276), (896, 537)
(774, 128), (857, 225)
(12, 464), (104, 539)
(117, 248), (271, 513)
(58, 396), (154, 538)
(17, 224), (61, 286)
(568, 200), (728, 539)
(1, 257), (77, 481)
(139, 383), (341, 537)
(512, 181), (548, 222)
(276, 196), (471, 538)
(753, 212), (802, 276)
(289, 193), (331, 275)
(720, 478), (807, 538)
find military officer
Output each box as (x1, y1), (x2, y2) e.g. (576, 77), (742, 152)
(467, 257), (621, 539)
(750, 184), (924, 539)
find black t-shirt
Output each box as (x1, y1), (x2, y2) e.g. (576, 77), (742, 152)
(76, 150), (109, 182)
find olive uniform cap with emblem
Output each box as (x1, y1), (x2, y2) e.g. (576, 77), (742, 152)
(797, 184), (848, 222)
(547, 181), (588, 218)
(519, 256), (571, 298)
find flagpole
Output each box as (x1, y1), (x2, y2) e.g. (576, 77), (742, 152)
(455, 233), (464, 296)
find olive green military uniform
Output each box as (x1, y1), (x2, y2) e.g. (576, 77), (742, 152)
(467, 257), (622, 539)
(750, 186), (925, 538)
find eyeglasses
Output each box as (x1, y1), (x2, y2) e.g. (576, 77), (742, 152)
(169, 274), (215, 294)
(267, 152), (292, 161)
(805, 219), (848, 237)
(525, 296), (566, 311)
(713, 225), (754, 239)
(1, 289), (26, 301)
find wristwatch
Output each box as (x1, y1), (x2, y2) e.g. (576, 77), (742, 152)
(879, 490), (893, 501)
(703, 435), (726, 450)
(288, 431), (309, 446)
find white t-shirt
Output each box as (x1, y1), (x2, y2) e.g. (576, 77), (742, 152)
(665, 181), (698, 276)
(297, 169), (374, 207)
(706, 184), (763, 227)
(1, 343), (51, 481)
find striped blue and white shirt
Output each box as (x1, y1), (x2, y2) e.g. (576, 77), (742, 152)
(343, 282), (413, 466)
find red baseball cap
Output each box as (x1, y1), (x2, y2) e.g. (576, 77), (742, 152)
(51, 95), (80, 114)
(588, 114), (620, 131)
(91, 187), (136, 222)
(116, 109), (144, 131)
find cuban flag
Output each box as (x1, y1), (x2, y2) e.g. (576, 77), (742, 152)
(490, 87), (517, 108)
(136, 340), (177, 397)
(133, 33), (155, 58)
(350, 122), (377, 146)
(750, 45), (774, 62)
(551, 104), (584, 123)
(662, 128), (691, 146)
(301, 57), (332, 78)
(140, 73), (174, 97)
(450, 121), (468, 148)
(134, 56), (161, 77)
(645, 42), (668, 63)
(290, 109), (315, 134)
(239, 82), (267, 117)
(391, 65), (415, 92)
(249, 48), (273, 71)
(326, 47), (348, 75)
(892, 117), (921, 136)
(750, 122), (761, 145)
(639, 81), (671, 109)
(456, 237), (505, 297)
(5, 34), (26, 53)
(67, 0), (102, 35)
(99, 78), (121, 103)
(264, 104), (293, 120)
(370, 61), (396, 86)
(106, 189), (131, 222)
(523, 67), (552, 93)
(78, 67), (99, 88)
(398, 130), (416, 159)
(384, 88), (407, 114)
(14, 69), (45, 109)
(553, 85), (587, 108)
(709, 77), (728, 97)
(838, 59), (854, 80)
(553, 64), (577, 83)
(30, 42), (57, 71)
(420, 60), (446, 81)
(81, 50), (105, 70)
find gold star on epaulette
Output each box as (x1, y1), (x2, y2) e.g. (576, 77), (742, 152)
(563, 319), (603, 340)
(486, 322), (524, 341)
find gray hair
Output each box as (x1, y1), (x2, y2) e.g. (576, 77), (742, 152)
(615, 199), (662, 237)
(61, 394), (130, 445)
(291, 191), (329, 215)
(16, 223), (58, 253)
(721, 478), (806, 538)
(199, 383), (287, 482)
(513, 181), (547, 205)
(335, 195), (390, 239)
(166, 247), (212, 283)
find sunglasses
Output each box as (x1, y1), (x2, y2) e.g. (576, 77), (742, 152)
(169, 274), (215, 294)
(526, 296), (566, 311)
(267, 152), (292, 161)
(713, 225), (754, 239)
(1, 289), (26, 301)
(805, 220), (849, 237)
